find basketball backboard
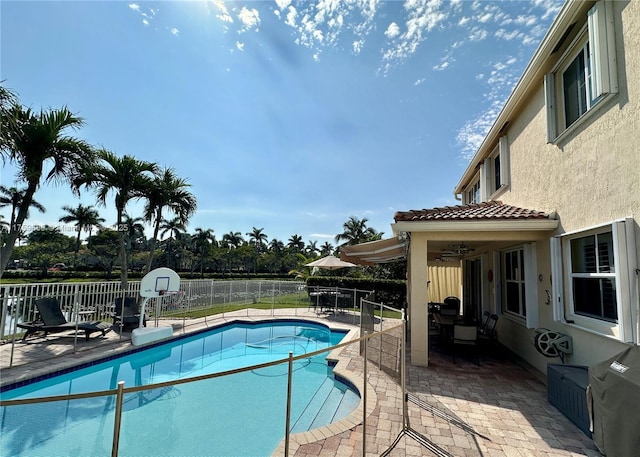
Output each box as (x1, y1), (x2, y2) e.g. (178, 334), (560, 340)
(140, 267), (180, 298)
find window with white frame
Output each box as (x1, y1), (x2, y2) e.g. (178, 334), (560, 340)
(550, 218), (637, 343)
(570, 231), (617, 321)
(497, 243), (539, 328)
(545, 0), (617, 142)
(502, 248), (526, 317)
(466, 176), (480, 204)
(481, 136), (510, 200)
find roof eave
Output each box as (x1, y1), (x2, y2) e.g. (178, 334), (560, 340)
(393, 219), (559, 233)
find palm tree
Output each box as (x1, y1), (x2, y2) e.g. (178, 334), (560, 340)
(269, 238), (285, 255)
(221, 231), (244, 249)
(58, 203), (104, 252)
(143, 167), (197, 273)
(335, 216), (382, 247)
(0, 185), (46, 232)
(0, 83), (18, 152)
(320, 241), (334, 256)
(192, 227), (215, 277)
(74, 149), (157, 288)
(0, 104), (95, 276)
(122, 213), (146, 271)
(287, 234), (305, 253)
(305, 240), (319, 257)
(247, 227), (268, 252)
(160, 217), (187, 270)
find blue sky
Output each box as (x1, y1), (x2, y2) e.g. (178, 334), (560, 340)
(1, 0), (563, 246)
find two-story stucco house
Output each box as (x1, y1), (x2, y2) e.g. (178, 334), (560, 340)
(343, 0), (639, 373)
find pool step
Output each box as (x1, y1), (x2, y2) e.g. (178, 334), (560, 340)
(291, 378), (360, 433)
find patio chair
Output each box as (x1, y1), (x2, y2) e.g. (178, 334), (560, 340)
(452, 321), (479, 365)
(17, 297), (112, 342)
(479, 314), (498, 340)
(478, 311), (491, 334)
(112, 297), (146, 332)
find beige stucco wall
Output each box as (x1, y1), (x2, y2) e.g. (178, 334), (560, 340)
(490, 0), (640, 373)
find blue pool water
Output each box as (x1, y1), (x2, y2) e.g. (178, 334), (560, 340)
(0, 320), (360, 456)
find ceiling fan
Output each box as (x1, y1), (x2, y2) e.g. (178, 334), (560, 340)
(440, 243), (475, 258)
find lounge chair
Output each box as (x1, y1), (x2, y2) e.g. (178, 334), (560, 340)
(112, 297), (146, 332)
(17, 297), (112, 342)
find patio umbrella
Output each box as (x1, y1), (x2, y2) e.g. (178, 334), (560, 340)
(305, 256), (357, 270)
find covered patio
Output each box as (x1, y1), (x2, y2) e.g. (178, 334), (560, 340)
(342, 201), (559, 367)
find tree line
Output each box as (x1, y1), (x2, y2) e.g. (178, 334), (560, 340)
(1, 84), (391, 285)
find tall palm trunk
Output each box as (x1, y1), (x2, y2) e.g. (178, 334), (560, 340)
(144, 208), (162, 274)
(116, 207), (128, 289)
(0, 180), (38, 276)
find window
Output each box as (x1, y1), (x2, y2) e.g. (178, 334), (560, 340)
(545, 0), (617, 142)
(570, 231), (617, 321)
(551, 218), (637, 343)
(503, 248), (526, 317)
(497, 243), (539, 328)
(562, 42), (591, 128)
(466, 177), (480, 204)
(493, 153), (501, 192)
(482, 136), (510, 200)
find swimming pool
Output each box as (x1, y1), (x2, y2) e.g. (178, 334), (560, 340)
(0, 320), (360, 456)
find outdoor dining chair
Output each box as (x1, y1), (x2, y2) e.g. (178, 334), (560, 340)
(452, 321), (479, 365)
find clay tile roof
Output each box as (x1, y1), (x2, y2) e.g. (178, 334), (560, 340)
(393, 201), (551, 222)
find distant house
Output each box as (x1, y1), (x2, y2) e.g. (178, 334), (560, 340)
(345, 0), (639, 371)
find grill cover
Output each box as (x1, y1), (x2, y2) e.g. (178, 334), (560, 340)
(588, 346), (640, 457)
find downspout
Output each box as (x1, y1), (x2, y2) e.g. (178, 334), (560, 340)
(454, 191), (462, 201)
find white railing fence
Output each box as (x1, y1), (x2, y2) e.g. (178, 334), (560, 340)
(1, 279), (307, 341)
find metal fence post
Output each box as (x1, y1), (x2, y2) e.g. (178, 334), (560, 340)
(284, 351), (294, 457)
(362, 333), (368, 457)
(112, 381), (125, 457)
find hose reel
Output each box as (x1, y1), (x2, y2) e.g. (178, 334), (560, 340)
(533, 328), (573, 363)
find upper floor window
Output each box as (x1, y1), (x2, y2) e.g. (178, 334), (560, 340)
(466, 177), (480, 204)
(545, 0), (617, 143)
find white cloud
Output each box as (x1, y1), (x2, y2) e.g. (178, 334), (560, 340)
(495, 28), (520, 41)
(238, 7), (260, 33)
(275, 0), (380, 61)
(381, 0), (449, 71)
(274, 0), (291, 11)
(170, 27), (179, 36)
(212, 0), (233, 24)
(433, 61), (449, 71)
(458, 16), (470, 26)
(414, 78), (426, 86)
(128, 3), (157, 26)
(236, 41), (245, 51)
(385, 22), (400, 39)
(468, 27), (488, 42)
(285, 6), (297, 28)
(353, 39), (364, 54)
(477, 13), (492, 23)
